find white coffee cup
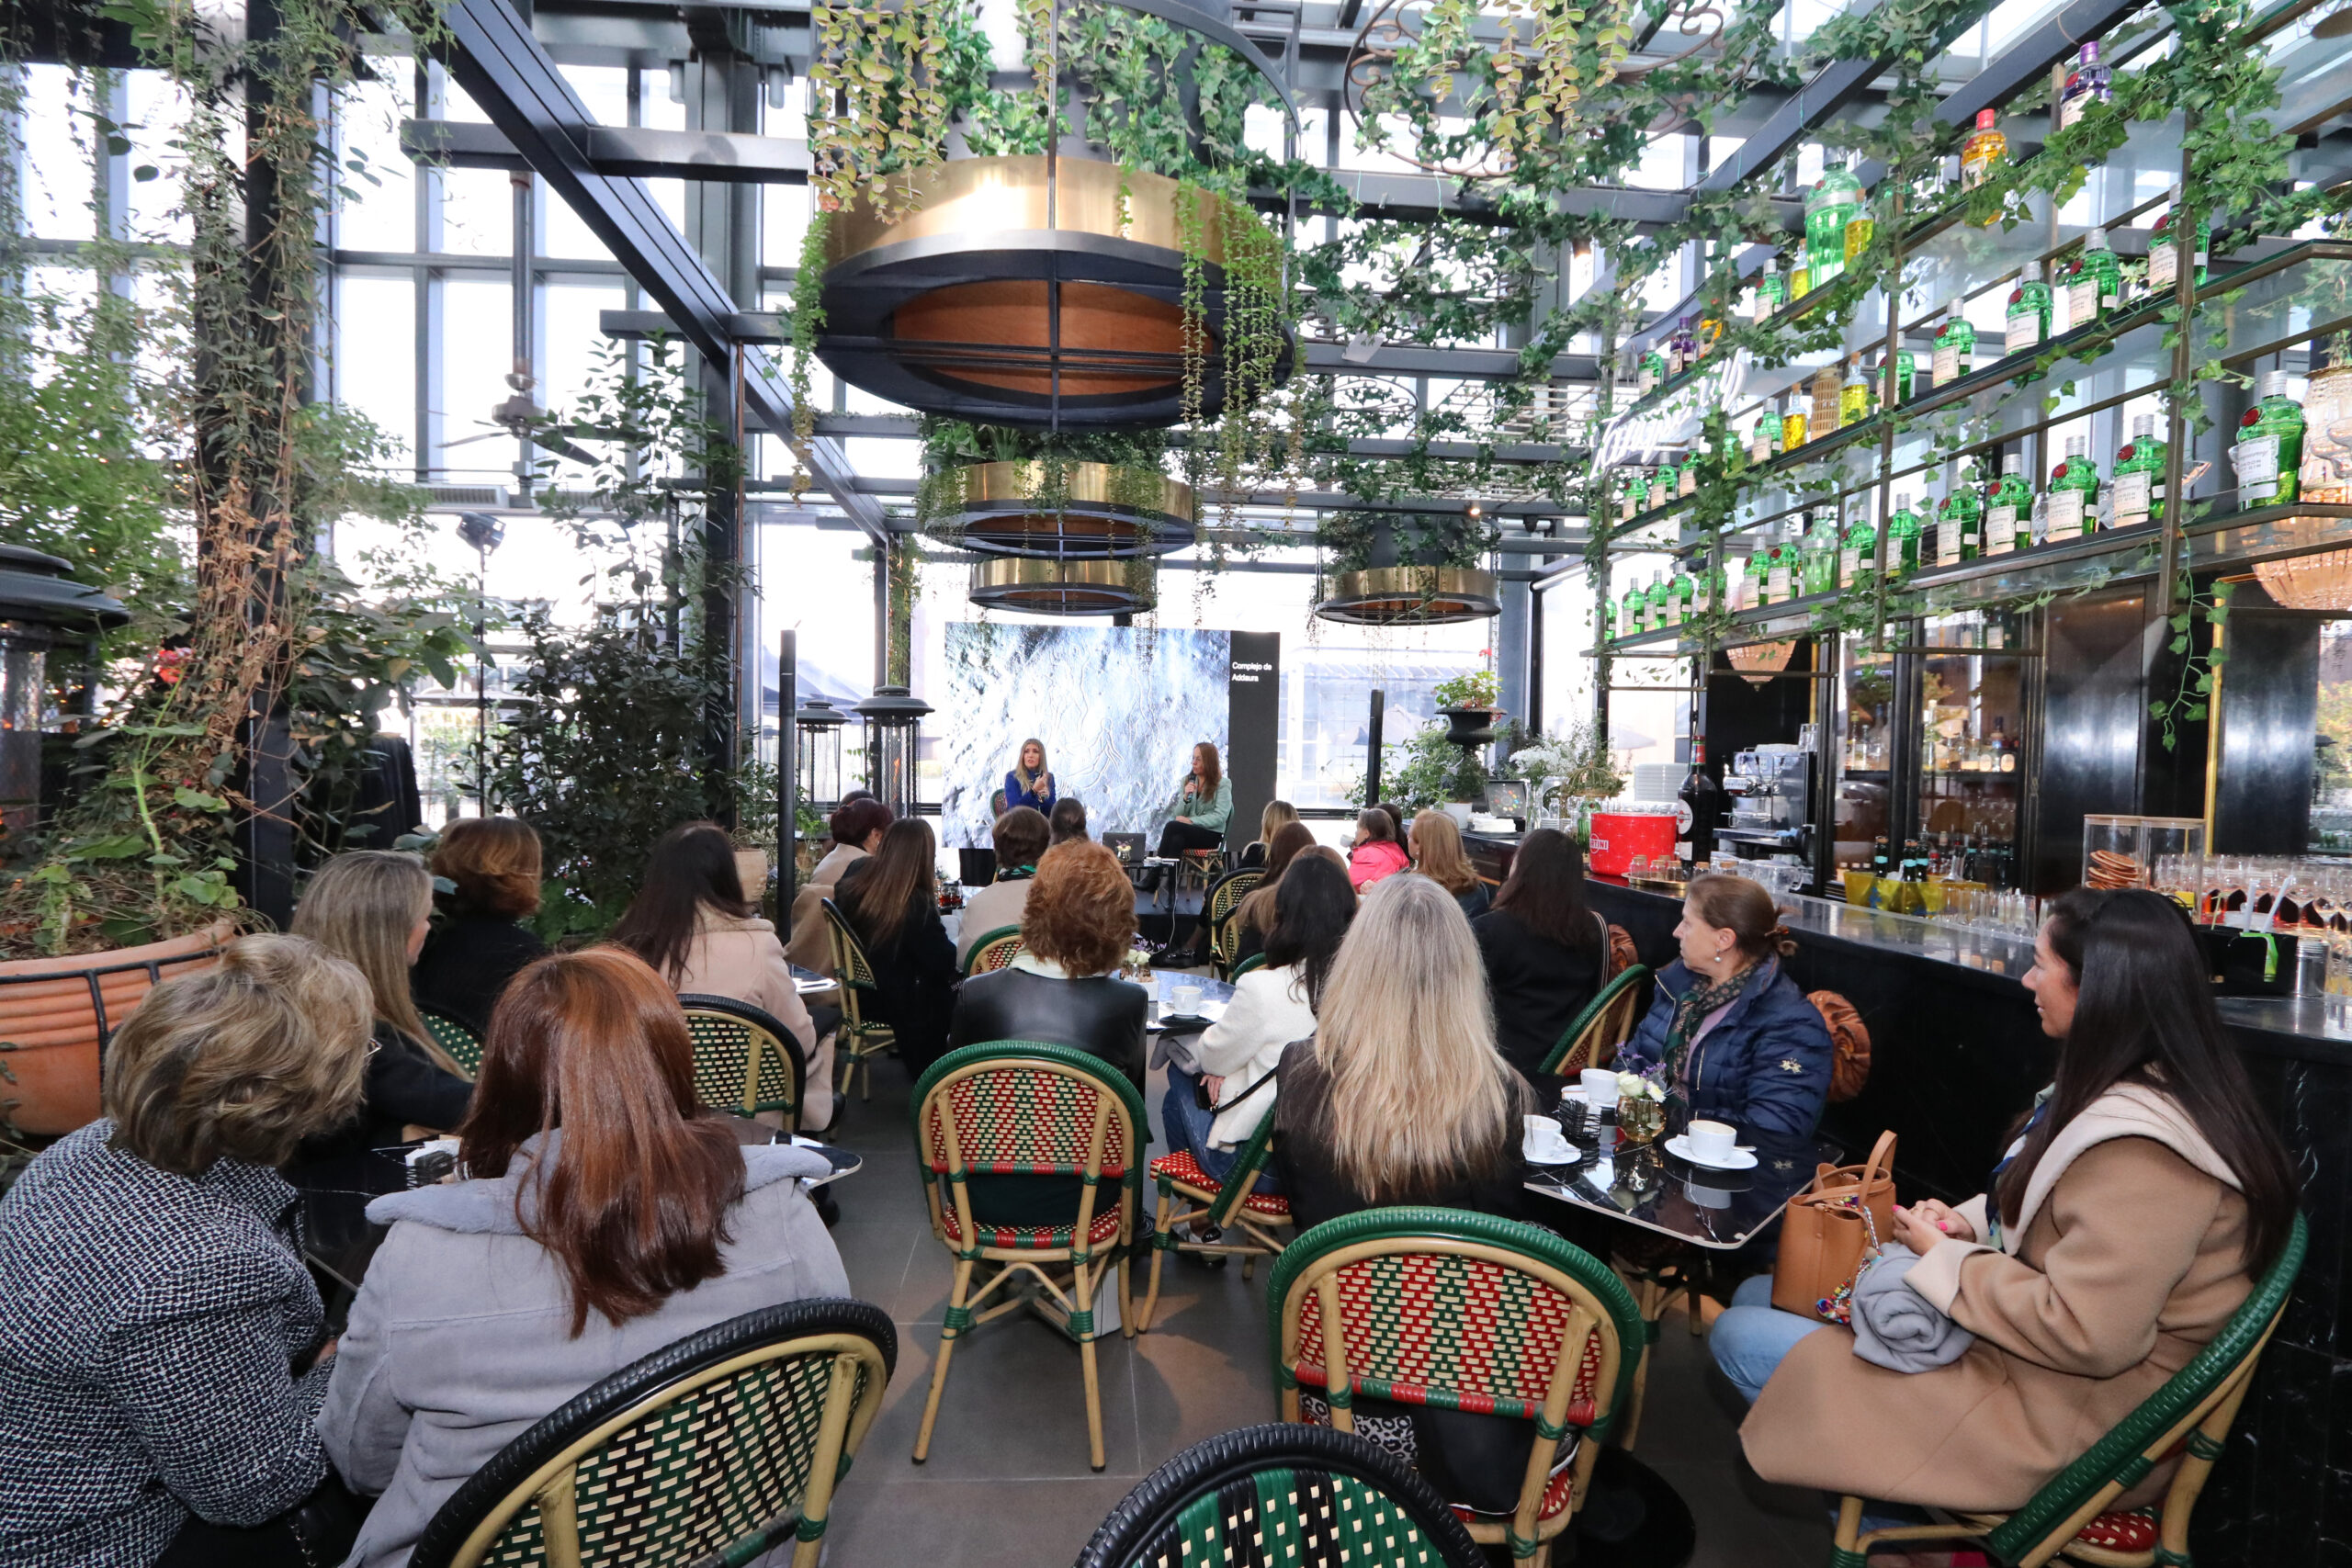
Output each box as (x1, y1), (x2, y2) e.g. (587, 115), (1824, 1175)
(1170, 984), (1204, 1017)
(1579, 1067), (1620, 1102)
(1687, 1119), (1738, 1161)
(1522, 1114), (1573, 1162)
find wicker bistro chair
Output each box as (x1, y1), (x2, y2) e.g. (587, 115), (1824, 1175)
(420, 1007), (485, 1079)
(1204, 869), (1264, 979)
(910, 1041), (1148, 1472)
(1228, 952), (1269, 981)
(962, 924), (1027, 977)
(820, 897), (896, 1100)
(1827, 1212), (2306, 1568)
(1075, 1422), (1487, 1568)
(1136, 1115), (1291, 1333)
(676, 994), (807, 1130)
(1535, 964), (1653, 1079)
(407, 1299), (895, 1568)
(1268, 1208), (1645, 1567)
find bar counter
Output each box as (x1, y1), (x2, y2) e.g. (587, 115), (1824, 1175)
(1464, 831), (2352, 1567)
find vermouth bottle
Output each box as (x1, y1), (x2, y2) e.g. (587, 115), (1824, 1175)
(2235, 369), (2307, 506)
(1840, 355), (1872, 427)
(1961, 108), (2007, 190)
(2111, 413), (2167, 526)
(1791, 238), (1814, 301)
(2054, 40), (2112, 131)
(1885, 494), (1924, 578)
(1984, 454), (2034, 555)
(1781, 394), (1808, 454)
(2047, 434), (2101, 536)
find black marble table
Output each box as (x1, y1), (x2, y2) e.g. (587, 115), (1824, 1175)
(1522, 1122), (1838, 1252)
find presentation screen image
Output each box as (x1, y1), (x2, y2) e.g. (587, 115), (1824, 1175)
(939, 624), (1231, 848)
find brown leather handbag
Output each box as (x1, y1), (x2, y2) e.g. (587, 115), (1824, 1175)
(1770, 1130), (1897, 1321)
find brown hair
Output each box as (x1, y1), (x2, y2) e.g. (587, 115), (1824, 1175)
(1491, 828), (1599, 952)
(1408, 809), (1480, 896)
(293, 851), (457, 1074)
(105, 935), (375, 1175)
(432, 816), (543, 919)
(841, 818), (938, 949)
(1354, 807), (1396, 843)
(1190, 741), (1223, 797)
(828, 796), (892, 850)
(1049, 796), (1088, 843)
(990, 806), (1051, 872)
(1685, 873), (1798, 962)
(460, 948), (746, 1335)
(1023, 840), (1136, 976)
(1236, 820), (1318, 936)
(609, 821), (750, 987)
(1258, 798), (1300, 845)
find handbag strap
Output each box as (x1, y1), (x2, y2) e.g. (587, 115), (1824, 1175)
(1861, 1128), (1896, 1187)
(1214, 1064), (1281, 1113)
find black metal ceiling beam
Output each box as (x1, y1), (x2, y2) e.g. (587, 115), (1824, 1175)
(404, 117), (812, 183)
(424, 0), (885, 541)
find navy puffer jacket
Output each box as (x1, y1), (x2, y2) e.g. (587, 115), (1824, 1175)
(1617, 955), (1833, 1140)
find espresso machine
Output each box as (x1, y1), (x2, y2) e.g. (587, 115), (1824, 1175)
(1717, 747), (1815, 880)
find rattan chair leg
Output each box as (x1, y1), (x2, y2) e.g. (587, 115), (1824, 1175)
(1118, 1247), (1135, 1341)
(791, 1352), (865, 1568)
(1077, 1257), (1106, 1471)
(1830, 1495), (1868, 1568)
(1139, 1186), (1175, 1334)
(914, 1258), (974, 1462)
(1620, 1339), (1650, 1450)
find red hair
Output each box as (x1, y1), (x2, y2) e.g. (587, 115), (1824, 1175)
(460, 947), (744, 1334)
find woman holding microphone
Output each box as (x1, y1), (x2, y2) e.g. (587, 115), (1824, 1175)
(1154, 741), (1232, 857)
(1003, 738), (1057, 814)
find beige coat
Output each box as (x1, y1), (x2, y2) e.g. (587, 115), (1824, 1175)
(1742, 1084), (2255, 1512)
(956, 875), (1033, 969)
(673, 910), (832, 1132)
(785, 844), (866, 975)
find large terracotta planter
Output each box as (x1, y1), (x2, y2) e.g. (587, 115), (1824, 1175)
(0, 924), (232, 1134)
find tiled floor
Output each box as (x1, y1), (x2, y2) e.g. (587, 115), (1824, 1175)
(816, 1006), (1833, 1568)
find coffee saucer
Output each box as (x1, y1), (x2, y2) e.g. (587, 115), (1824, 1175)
(1665, 1134), (1757, 1171)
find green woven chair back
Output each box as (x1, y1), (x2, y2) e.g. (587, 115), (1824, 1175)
(1228, 952), (1268, 980)
(677, 994), (806, 1124)
(1268, 1207), (1645, 1446)
(1075, 1422), (1485, 1568)
(408, 1299), (896, 1568)
(422, 1009), (484, 1079)
(912, 1041), (1148, 1198)
(1206, 1115), (1282, 1229)
(962, 925), (1026, 976)
(1206, 871), (1264, 965)
(1981, 1211), (2308, 1565)
(1538, 964), (1651, 1077)
(820, 898), (887, 1031)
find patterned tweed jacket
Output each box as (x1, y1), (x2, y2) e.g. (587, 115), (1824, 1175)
(0, 1121), (334, 1568)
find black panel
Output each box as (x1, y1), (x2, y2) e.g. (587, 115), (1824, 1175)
(2035, 589), (2151, 894)
(1227, 632), (1281, 848)
(2214, 610), (2322, 854)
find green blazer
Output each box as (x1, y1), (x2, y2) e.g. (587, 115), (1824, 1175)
(1161, 773), (1233, 836)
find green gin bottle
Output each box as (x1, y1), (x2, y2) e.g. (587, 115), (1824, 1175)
(1668, 567), (1694, 626)
(1931, 305), (1975, 389)
(2111, 412), (2166, 526)
(1769, 525), (1797, 603)
(1885, 494), (1924, 579)
(2066, 228), (2121, 333)
(1801, 511), (1838, 595)
(1619, 467), (1649, 522)
(2047, 434), (2100, 536)
(1936, 476), (1984, 567)
(1754, 264), (1789, 321)
(2006, 279), (2052, 355)
(1840, 505), (1878, 590)
(1807, 158), (1866, 288)
(1642, 570), (1667, 632)
(2235, 369), (2306, 505)
(1984, 454), (2034, 555)
(2148, 186), (2210, 295)
(1638, 346), (1669, 396)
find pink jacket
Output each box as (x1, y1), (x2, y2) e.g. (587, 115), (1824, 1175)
(1348, 839), (1411, 890)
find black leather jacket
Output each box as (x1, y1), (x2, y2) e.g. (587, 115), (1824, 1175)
(947, 967), (1149, 1092)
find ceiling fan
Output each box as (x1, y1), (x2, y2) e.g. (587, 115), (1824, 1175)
(440, 367), (605, 468)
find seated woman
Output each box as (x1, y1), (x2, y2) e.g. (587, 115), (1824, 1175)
(1153, 741), (1232, 858)
(319, 949), (849, 1568)
(291, 851), (476, 1165)
(1049, 795), (1088, 845)
(411, 815), (548, 1039)
(1613, 872), (1832, 1140)
(1165, 852), (1355, 1191)
(956, 806), (1050, 969)
(1471, 828), (1606, 1088)
(1408, 808), (1490, 919)
(1272, 874), (1539, 1513)
(787, 795), (893, 973)
(1228, 821), (1318, 968)
(0, 936), (375, 1568)
(1345, 807), (1409, 891)
(835, 817), (960, 1079)
(1003, 737), (1057, 814)
(1714, 887), (2299, 1526)
(944, 839), (1150, 1227)
(610, 819), (828, 1130)
(1238, 798), (1300, 869)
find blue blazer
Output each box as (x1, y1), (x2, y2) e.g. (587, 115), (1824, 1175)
(1617, 956), (1833, 1141)
(1003, 769), (1056, 813)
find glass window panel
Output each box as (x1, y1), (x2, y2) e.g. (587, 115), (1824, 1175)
(335, 275), (416, 468)
(763, 178), (815, 272)
(335, 64), (416, 254)
(123, 71), (192, 243)
(639, 69), (685, 130)
(22, 65), (96, 242)
(439, 276), (514, 479)
(436, 165), (513, 256)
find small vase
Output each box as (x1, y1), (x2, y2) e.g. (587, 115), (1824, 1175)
(1617, 1092), (1665, 1146)
(1441, 705), (1500, 746)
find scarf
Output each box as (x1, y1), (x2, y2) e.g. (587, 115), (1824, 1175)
(1660, 962), (1756, 1084)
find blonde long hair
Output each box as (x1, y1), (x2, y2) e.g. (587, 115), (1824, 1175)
(292, 851), (460, 1075)
(1013, 738), (1049, 797)
(1310, 874), (1524, 1201)
(1408, 809), (1480, 896)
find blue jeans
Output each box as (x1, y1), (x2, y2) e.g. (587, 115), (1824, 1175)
(1160, 1070), (1283, 1194)
(1711, 1273), (1828, 1403)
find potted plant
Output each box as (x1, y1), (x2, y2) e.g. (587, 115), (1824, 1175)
(1433, 668), (1506, 746)
(1503, 720), (1629, 841)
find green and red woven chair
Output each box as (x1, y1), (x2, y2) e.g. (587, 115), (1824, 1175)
(1268, 1207), (1646, 1567)
(1136, 1112), (1291, 1333)
(961, 924), (1026, 976)
(1827, 1212), (2304, 1568)
(677, 993), (806, 1131)
(420, 1006), (484, 1079)
(820, 897), (897, 1100)
(909, 1041), (1148, 1472)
